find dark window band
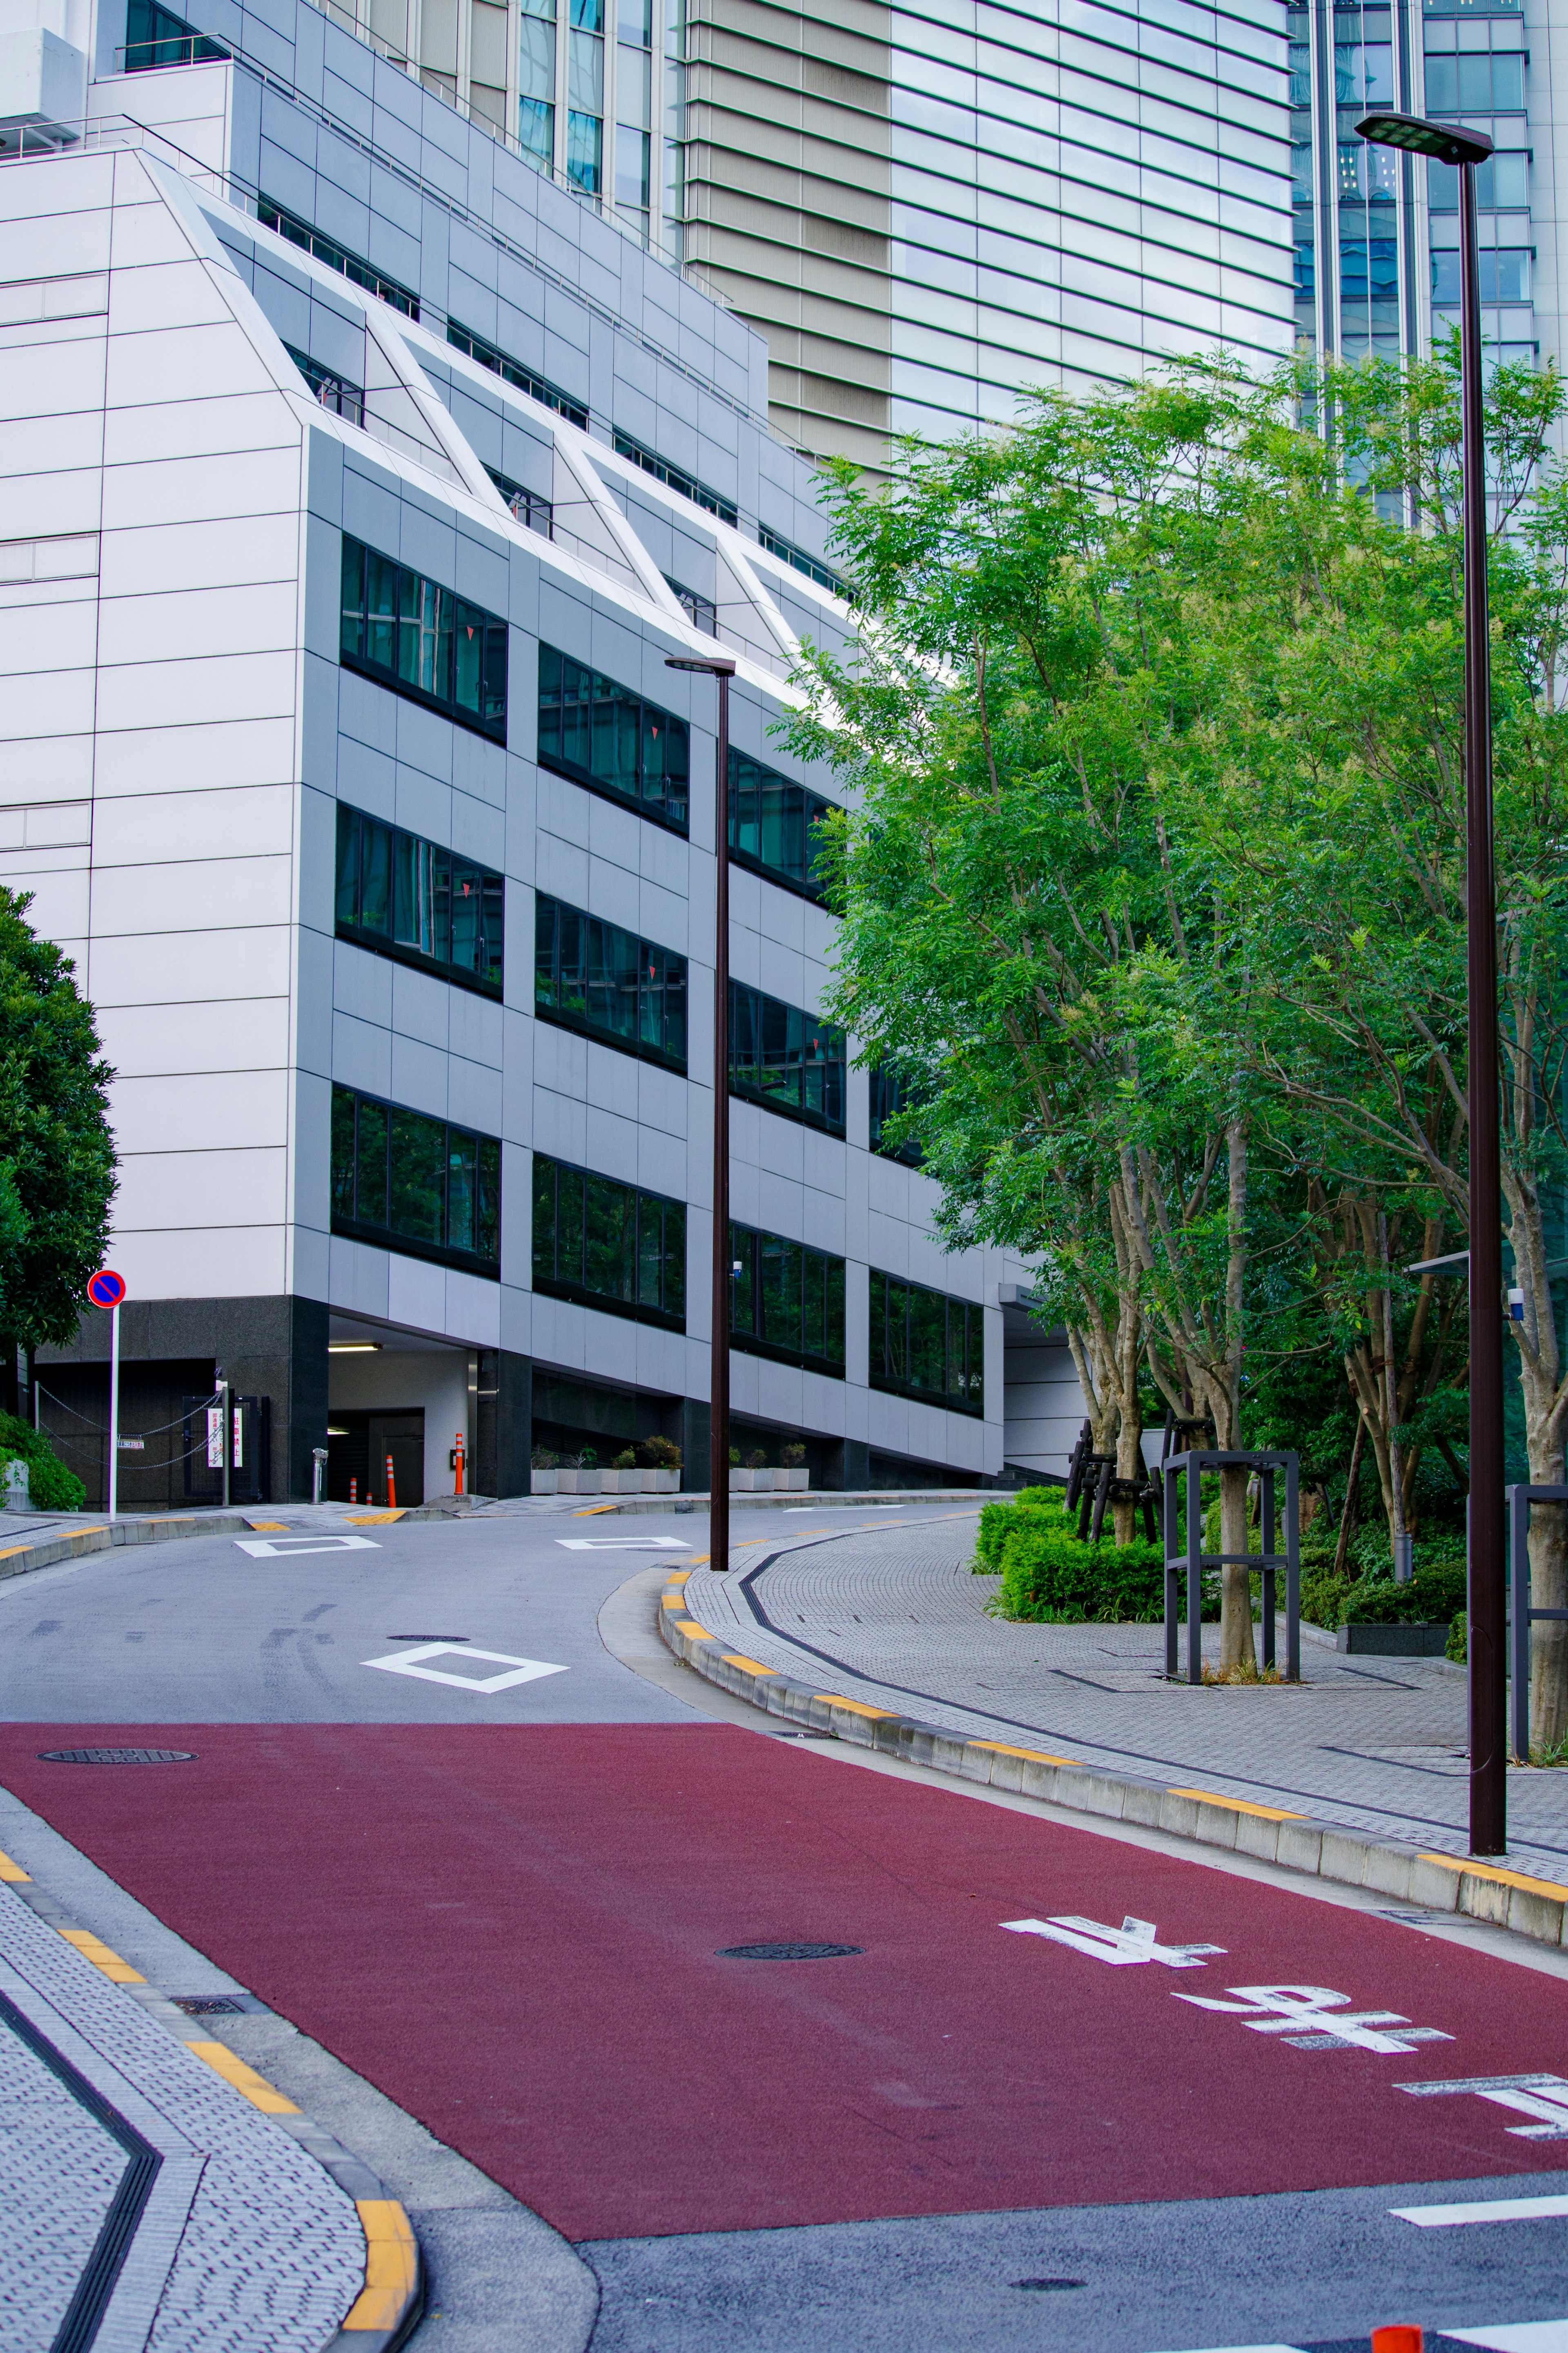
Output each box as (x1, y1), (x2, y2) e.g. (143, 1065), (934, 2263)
(448, 320), (588, 426)
(613, 430), (739, 527)
(870, 1269), (983, 1415)
(340, 535), (509, 742)
(728, 979), (845, 1136)
(536, 643), (689, 832)
(869, 1062), (924, 1166)
(335, 805), (504, 996)
(257, 198), (419, 318)
(532, 1153), (685, 1329)
(285, 345), (365, 426)
(728, 748), (837, 905)
(757, 525), (851, 602)
(535, 893), (686, 1071)
(332, 1084), (500, 1277)
(487, 466), (553, 538)
(730, 1221), (845, 1376)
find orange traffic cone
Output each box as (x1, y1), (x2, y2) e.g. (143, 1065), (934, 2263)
(1372, 2329), (1422, 2353)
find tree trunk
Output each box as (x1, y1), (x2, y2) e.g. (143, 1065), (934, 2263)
(1504, 1178), (1568, 1753)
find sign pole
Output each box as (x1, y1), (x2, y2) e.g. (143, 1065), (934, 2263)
(107, 1301), (120, 1519)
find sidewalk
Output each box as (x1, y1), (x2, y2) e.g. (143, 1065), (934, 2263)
(0, 1843), (417, 2351)
(674, 1512), (1568, 1889)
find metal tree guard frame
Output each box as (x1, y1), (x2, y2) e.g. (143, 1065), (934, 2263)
(1508, 1484), (1568, 1763)
(1161, 1449), (1302, 1685)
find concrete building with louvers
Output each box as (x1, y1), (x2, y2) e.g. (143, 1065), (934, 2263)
(0, 0), (1091, 1505)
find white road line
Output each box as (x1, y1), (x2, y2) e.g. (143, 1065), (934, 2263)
(362, 1642), (569, 1694)
(1393, 2195), (1568, 2227)
(235, 1535), (381, 1556)
(1443, 2324), (1568, 2351)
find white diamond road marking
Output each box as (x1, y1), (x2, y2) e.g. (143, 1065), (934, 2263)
(235, 1535), (381, 1557)
(362, 1642), (570, 1693)
(1176, 1983), (1453, 2054)
(1444, 2325), (1568, 2352)
(1000, 1915), (1226, 1969)
(555, 1537), (694, 1550)
(1397, 2072), (1568, 2139)
(1392, 2194), (1568, 2227)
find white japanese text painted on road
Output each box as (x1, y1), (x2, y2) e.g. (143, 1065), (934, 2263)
(1001, 1915), (1225, 1968)
(1176, 1984), (1453, 2053)
(362, 1642), (570, 1694)
(1397, 2073), (1568, 2139)
(235, 1535), (382, 1557)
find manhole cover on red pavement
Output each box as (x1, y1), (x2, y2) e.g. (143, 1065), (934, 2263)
(37, 1748), (196, 1764)
(717, 1942), (864, 1960)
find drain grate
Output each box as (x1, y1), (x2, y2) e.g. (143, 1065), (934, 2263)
(38, 1748), (196, 1764)
(388, 1635), (470, 1642)
(170, 1996), (243, 2016)
(717, 1942), (864, 1961)
(1013, 2280), (1086, 2293)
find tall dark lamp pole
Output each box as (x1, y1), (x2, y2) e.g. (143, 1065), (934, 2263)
(667, 652), (738, 1572)
(1356, 108), (1505, 1854)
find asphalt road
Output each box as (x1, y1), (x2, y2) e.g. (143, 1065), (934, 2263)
(2, 1503), (1566, 2353)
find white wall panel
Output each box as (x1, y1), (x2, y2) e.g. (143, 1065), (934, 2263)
(99, 513), (302, 597)
(88, 855), (294, 936)
(0, 670), (94, 740)
(108, 1069), (290, 1154)
(92, 717), (297, 798)
(102, 393), (302, 465)
(0, 337), (106, 422)
(96, 995), (291, 1078)
(94, 651), (296, 732)
(90, 785), (296, 867)
(112, 1145), (289, 1229)
(87, 926), (292, 1006)
(100, 446), (303, 530)
(0, 599), (97, 676)
(97, 580), (299, 668)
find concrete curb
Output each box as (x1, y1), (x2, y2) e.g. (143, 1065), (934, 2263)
(565, 1487), (996, 1517)
(0, 1840), (424, 2352)
(656, 1571), (1568, 1954)
(0, 1513), (254, 1581)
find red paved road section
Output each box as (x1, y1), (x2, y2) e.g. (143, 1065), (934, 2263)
(3, 1722), (1564, 2239)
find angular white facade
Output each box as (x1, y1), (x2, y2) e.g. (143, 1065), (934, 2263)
(0, 0), (1083, 1504)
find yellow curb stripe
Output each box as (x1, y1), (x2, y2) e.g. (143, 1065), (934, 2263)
(58, 1927), (145, 1983)
(345, 1511), (405, 1524)
(675, 1619), (714, 1639)
(971, 1740), (1084, 1768)
(186, 2039), (299, 2112)
(1169, 1786), (1305, 1822)
(722, 1654), (781, 1675)
(574, 1503), (619, 1516)
(0, 1847), (30, 1882)
(1419, 1853), (1568, 1905)
(668, 1569), (691, 1584)
(246, 1520), (290, 1531)
(0, 1544), (30, 1561)
(817, 1694), (896, 1719)
(342, 2199), (419, 2329)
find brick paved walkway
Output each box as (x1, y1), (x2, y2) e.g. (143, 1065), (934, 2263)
(680, 1514), (1568, 1880)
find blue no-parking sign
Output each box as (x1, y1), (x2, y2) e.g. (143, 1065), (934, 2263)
(87, 1269), (126, 1310)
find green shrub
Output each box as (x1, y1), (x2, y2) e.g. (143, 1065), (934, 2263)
(1447, 1608), (1467, 1664)
(0, 1412), (85, 1512)
(1339, 1559), (1467, 1626)
(1300, 1559), (1356, 1631)
(979, 1486), (1176, 1624)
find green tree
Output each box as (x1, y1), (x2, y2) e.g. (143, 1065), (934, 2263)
(0, 888), (116, 1382)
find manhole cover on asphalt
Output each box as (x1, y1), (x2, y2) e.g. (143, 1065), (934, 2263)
(717, 1942), (865, 1960)
(37, 1747), (197, 1764)
(170, 1996), (242, 2016)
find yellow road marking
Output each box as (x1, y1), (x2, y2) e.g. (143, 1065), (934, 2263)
(817, 1695), (896, 1719)
(722, 1654), (781, 1675)
(0, 1545), (29, 1561)
(1168, 1787), (1305, 1822)
(0, 1847), (30, 1882)
(971, 1739), (1084, 1768)
(246, 1521), (289, 1531)
(186, 2040), (299, 2112)
(668, 1569), (691, 1584)
(345, 1511), (404, 1524)
(58, 1928), (145, 1983)
(574, 1503), (619, 1516)
(675, 1619), (714, 1639)
(1419, 1854), (1568, 1905)
(342, 2200), (419, 2329)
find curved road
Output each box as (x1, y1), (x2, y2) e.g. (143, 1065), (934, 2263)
(1, 1502), (1565, 2352)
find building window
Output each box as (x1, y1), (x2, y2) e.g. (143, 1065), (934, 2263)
(537, 644), (689, 830)
(256, 199), (419, 319)
(665, 575), (716, 634)
(757, 525), (850, 602)
(535, 893), (686, 1068)
(869, 1063), (924, 1166)
(728, 749), (836, 903)
(1431, 248), (1531, 308)
(532, 1153), (685, 1328)
(612, 431), (739, 526)
(340, 536), (509, 743)
(285, 346), (364, 426)
(730, 1222), (845, 1375)
(1428, 150), (1529, 211)
(331, 1086), (500, 1276)
(335, 805), (503, 995)
(869, 1270), (983, 1415)
(447, 320), (588, 427)
(1423, 52), (1525, 114)
(487, 467), (554, 537)
(122, 0), (227, 68)
(519, 0), (556, 168)
(728, 980), (845, 1135)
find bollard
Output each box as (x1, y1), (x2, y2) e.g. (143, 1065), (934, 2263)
(349, 1476), (357, 1505)
(454, 1430), (465, 1497)
(1371, 2328), (1422, 2353)
(385, 1452), (396, 1509)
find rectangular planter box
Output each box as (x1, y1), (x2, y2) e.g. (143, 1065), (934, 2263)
(1337, 1621), (1451, 1657)
(530, 1469), (558, 1495)
(784, 1468), (808, 1490)
(730, 1469), (758, 1490)
(651, 1469), (679, 1492)
(556, 1469), (601, 1494)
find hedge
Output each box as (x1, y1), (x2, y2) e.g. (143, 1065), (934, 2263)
(0, 1410), (85, 1512)
(977, 1486), (1189, 1624)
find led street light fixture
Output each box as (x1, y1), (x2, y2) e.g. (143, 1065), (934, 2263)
(1355, 111), (1493, 167)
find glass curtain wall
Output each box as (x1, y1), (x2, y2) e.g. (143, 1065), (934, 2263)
(515, 0), (682, 254)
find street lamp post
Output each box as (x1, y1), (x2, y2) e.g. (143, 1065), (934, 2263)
(1356, 107), (1505, 1855)
(667, 651), (738, 1572)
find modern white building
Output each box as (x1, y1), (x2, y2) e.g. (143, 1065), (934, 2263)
(0, 0), (1091, 1504)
